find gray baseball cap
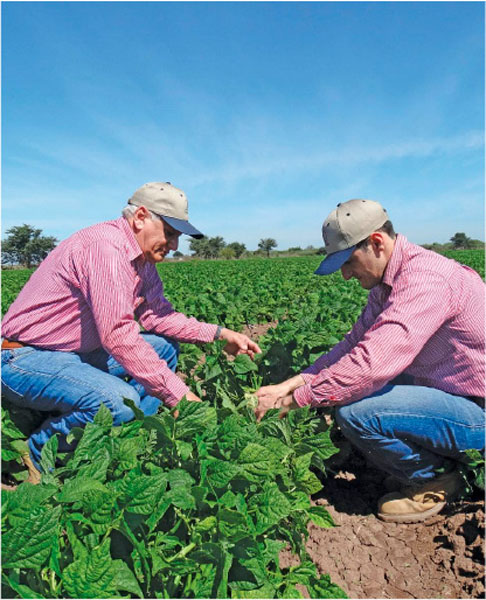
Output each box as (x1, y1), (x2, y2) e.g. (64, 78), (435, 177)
(128, 182), (204, 238)
(315, 199), (389, 275)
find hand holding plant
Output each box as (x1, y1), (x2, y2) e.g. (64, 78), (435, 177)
(219, 327), (262, 359)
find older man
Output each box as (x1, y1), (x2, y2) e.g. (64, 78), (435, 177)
(256, 198), (484, 523)
(2, 182), (260, 479)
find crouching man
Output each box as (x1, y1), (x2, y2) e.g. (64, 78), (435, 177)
(255, 198), (484, 523)
(2, 182), (260, 481)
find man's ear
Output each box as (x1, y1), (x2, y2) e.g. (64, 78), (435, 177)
(369, 232), (386, 255)
(132, 206), (150, 232)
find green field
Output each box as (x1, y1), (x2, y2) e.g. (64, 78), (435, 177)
(1, 249), (484, 599)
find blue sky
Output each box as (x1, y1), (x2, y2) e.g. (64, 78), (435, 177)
(2, 1), (484, 254)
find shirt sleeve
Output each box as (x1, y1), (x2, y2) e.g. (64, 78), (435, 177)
(77, 242), (190, 406)
(135, 264), (218, 343)
(300, 289), (381, 381)
(294, 270), (453, 408)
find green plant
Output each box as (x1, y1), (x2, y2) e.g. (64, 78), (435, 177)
(2, 379), (345, 599)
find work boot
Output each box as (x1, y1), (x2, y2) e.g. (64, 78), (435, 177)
(377, 470), (463, 523)
(21, 452), (42, 485)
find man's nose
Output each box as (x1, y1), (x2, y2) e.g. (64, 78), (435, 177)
(169, 238), (179, 251)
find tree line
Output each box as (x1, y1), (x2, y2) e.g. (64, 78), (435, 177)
(187, 237), (278, 260)
(1, 224), (483, 268)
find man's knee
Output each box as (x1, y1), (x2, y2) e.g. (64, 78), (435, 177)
(96, 383), (141, 425)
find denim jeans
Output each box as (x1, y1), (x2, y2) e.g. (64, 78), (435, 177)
(1, 333), (179, 468)
(335, 377), (485, 484)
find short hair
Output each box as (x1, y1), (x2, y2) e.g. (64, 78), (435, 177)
(121, 204), (161, 222)
(356, 220), (396, 249)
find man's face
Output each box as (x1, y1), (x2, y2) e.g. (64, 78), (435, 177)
(138, 216), (181, 263)
(340, 242), (386, 289)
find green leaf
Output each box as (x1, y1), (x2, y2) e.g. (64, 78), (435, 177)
(70, 422), (106, 467)
(238, 443), (278, 481)
(5, 482), (58, 527)
(123, 397), (146, 421)
(39, 433), (58, 474)
(231, 581), (276, 598)
(112, 559), (144, 598)
(308, 506), (335, 528)
(233, 354), (258, 374)
(62, 538), (118, 598)
(93, 402), (114, 427)
(205, 459), (241, 488)
(120, 471), (167, 514)
(248, 482), (292, 535)
(3, 505), (61, 569)
(175, 398), (218, 438)
(307, 573), (348, 598)
(58, 477), (109, 503)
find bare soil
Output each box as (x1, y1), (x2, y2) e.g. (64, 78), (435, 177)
(281, 449), (485, 599)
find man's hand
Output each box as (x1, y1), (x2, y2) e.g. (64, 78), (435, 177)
(219, 328), (262, 359)
(254, 386), (298, 422)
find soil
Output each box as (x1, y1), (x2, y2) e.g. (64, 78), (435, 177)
(280, 448), (485, 599)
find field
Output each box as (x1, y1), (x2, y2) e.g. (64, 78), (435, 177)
(1, 249), (485, 599)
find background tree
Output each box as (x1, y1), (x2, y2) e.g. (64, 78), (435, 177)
(227, 242), (246, 259)
(450, 232), (472, 250)
(220, 247), (236, 260)
(189, 236), (226, 259)
(173, 250), (184, 258)
(2, 224), (57, 268)
(258, 238), (277, 257)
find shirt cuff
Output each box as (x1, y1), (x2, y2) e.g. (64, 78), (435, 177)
(300, 372), (317, 384)
(293, 384), (314, 407)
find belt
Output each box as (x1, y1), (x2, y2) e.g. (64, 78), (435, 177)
(1, 339), (26, 350)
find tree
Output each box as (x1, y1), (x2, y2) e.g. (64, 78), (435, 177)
(189, 236), (226, 259)
(450, 232), (472, 250)
(227, 242), (246, 259)
(173, 251), (184, 258)
(2, 224), (57, 268)
(220, 247), (236, 260)
(258, 238), (277, 257)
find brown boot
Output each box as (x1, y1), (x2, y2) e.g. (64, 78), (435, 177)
(377, 470), (463, 523)
(21, 453), (41, 485)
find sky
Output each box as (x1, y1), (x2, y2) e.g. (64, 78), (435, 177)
(2, 1), (484, 255)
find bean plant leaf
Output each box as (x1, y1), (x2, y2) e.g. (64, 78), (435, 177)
(2, 505), (61, 569)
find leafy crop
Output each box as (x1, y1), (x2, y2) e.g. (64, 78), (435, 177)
(2, 371), (345, 599)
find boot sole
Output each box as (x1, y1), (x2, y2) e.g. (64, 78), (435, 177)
(377, 500), (446, 523)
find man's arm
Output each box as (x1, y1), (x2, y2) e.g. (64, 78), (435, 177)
(294, 270), (452, 408)
(136, 265), (261, 356)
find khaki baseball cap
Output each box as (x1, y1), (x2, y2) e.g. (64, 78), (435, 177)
(128, 182), (204, 238)
(315, 198), (389, 275)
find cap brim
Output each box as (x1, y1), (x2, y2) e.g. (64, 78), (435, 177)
(161, 216), (204, 239)
(314, 245), (356, 275)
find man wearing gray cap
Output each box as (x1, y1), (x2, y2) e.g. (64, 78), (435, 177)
(256, 198), (485, 523)
(2, 182), (261, 482)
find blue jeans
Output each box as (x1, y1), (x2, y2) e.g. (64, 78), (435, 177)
(335, 378), (485, 484)
(1, 333), (179, 468)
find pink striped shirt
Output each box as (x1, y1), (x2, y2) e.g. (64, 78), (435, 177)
(2, 217), (218, 406)
(294, 234), (485, 408)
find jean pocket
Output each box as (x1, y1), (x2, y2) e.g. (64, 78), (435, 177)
(2, 347), (37, 365)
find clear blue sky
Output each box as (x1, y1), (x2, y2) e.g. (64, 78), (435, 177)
(2, 1), (484, 254)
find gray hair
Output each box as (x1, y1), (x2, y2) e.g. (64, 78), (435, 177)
(122, 205), (161, 221)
